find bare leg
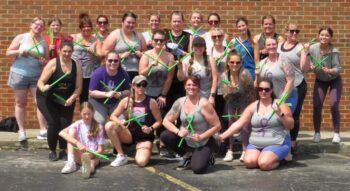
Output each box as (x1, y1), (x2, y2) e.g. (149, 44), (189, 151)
(243, 149), (260, 169)
(258, 151), (280, 171)
(14, 89), (28, 132)
(105, 121), (132, 155)
(135, 141), (152, 167)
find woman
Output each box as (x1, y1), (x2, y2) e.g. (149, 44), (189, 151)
(71, 13), (98, 104)
(59, 102), (104, 178)
(221, 50), (254, 162)
(102, 12), (147, 80)
(89, 51), (131, 125)
(95, 15), (110, 57)
(253, 15), (284, 63)
(277, 23), (310, 153)
(231, 17), (255, 80)
(105, 75), (162, 167)
(6, 17), (49, 142)
(218, 79), (294, 171)
(142, 14), (161, 50)
(177, 36), (217, 105)
(161, 76), (221, 174)
(36, 41), (82, 161)
(184, 11), (206, 37)
(43, 17), (69, 60)
(310, 26), (342, 144)
(202, 13), (229, 54)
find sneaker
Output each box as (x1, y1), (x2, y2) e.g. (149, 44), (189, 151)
(110, 154), (128, 167)
(59, 150), (67, 161)
(313, 132), (321, 143)
(81, 153), (91, 179)
(160, 150), (181, 161)
(176, 157), (191, 170)
(36, 132), (47, 140)
(61, 161), (77, 174)
(332, 133), (341, 144)
(209, 154), (215, 166)
(239, 151), (245, 162)
(49, 151), (58, 161)
(223, 150), (234, 162)
(18, 131), (26, 142)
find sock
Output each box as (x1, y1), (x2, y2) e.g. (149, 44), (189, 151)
(67, 154), (74, 162)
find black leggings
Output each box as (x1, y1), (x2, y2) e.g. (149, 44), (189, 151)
(80, 78), (90, 104)
(37, 94), (75, 151)
(160, 130), (217, 174)
(290, 79), (307, 141)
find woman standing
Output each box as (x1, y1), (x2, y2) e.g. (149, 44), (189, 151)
(95, 15), (110, 57)
(184, 11), (206, 37)
(310, 26), (342, 144)
(6, 17), (49, 142)
(202, 13), (228, 54)
(71, 13), (98, 104)
(102, 12), (147, 80)
(161, 76), (221, 174)
(218, 79), (294, 171)
(37, 41), (82, 161)
(105, 75), (162, 167)
(43, 17), (69, 60)
(142, 14), (161, 50)
(277, 23), (310, 153)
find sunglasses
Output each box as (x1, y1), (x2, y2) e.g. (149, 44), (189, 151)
(153, 38), (165, 43)
(289, 29), (300, 34)
(258, 87), (271, 92)
(107, 59), (119, 63)
(229, 61), (241, 65)
(208, 20), (219, 25)
(135, 82), (147, 88)
(98, 21), (108, 25)
(211, 35), (223, 39)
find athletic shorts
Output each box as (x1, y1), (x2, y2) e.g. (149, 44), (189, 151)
(8, 71), (39, 90)
(247, 135), (291, 160)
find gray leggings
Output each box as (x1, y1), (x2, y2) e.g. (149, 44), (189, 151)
(313, 76), (342, 133)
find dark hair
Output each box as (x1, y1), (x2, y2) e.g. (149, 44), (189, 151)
(48, 17), (62, 26)
(318, 26), (333, 37)
(183, 76), (200, 88)
(256, 79), (276, 100)
(80, 102), (100, 138)
(171, 11), (184, 21)
(122, 12), (137, 22)
(96, 15), (109, 24)
(208, 13), (221, 23)
(235, 17), (253, 45)
(79, 13), (92, 29)
(188, 38), (209, 76)
(262, 15), (276, 25)
(152, 29), (165, 39)
(59, 40), (73, 50)
(149, 14), (160, 23)
(225, 50), (242, 73)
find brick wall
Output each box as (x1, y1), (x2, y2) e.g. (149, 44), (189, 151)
(0, 0), (349, 131)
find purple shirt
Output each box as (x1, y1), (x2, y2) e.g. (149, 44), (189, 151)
(89, 66), (130, 104)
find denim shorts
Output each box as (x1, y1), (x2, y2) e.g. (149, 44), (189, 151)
(7, 71), (39, 90)
(247, 135), (291, 160)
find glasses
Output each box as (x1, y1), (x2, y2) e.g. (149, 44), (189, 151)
(289, 29), (300, 34)
(208, 20), (219, 25)
(107, 59), (119, 63)
(211, 35), (223, 39)
(258, 87), (271, 92)
(153, 38), (165, 43)
(135, 82), (147, 88)
(98, 21), (108, 25)
(229, 61), (241, 65)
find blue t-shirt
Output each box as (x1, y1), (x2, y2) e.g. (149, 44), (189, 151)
(89, 66), (130, 104)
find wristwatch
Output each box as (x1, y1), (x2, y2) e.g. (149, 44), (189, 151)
(210, 93), (216, 97)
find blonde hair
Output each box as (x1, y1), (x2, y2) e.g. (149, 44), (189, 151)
(80, 102), (100, 139)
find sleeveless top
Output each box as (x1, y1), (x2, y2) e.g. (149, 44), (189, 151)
(11, 33), (46, 77)
(71, 36), (97, 78)
(209, 46), (227, 95)
(46, 57), (77, 105)
(142, 30), (153, 50)
(178, 97), (210, 148)
(126, 96), (155, 140)
(115, 29), (142, 72)
(144, 50), (171, 97)
(232, 37), (255, 80)
(258, 33), (280, 60)
(250, 100), (288, 147)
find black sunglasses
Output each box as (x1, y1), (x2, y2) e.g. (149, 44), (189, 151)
(229, 61), (241, 65)
(153, 38), (165, 43)
(208, 20), (219, 25)
(136, 82), (147, 88)
(258, 87), (271, 92)
(107, 59), (119, 63)
(98, 21), (108, 25)
(211, 35), (223, 39)
(289, 29), (300, 34)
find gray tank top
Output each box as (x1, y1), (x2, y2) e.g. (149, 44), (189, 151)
(145, 52), (170, 97)
(114, 29), (141, 72)
(71, 36), (97, 78)
(179, 97), (210, 148)
(249, 100), (288, 147)
(209, 47), (227, 95)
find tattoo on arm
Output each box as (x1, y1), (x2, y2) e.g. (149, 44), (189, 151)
(165, 99), (181, 120)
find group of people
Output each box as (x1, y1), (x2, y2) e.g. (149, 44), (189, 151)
(5, 10), (342, 176)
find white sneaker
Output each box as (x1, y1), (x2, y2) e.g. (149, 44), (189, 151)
(313, 132), (321, 143)
(223, 150), (234, 162)
(332, 133), (341, 144)
(37, 132), (47, 140)
(18, 131), (26, 142)
(110, 154), (127, 167)
(81, 153), (91, 179)
(61, 161), (77, 174)
(239, 151), (245, 162)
